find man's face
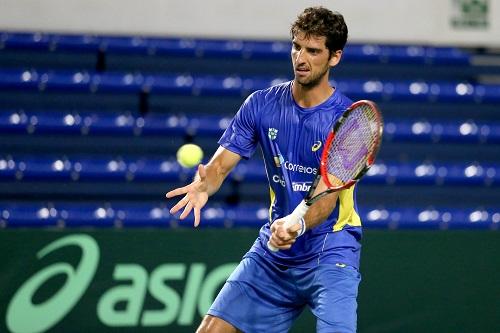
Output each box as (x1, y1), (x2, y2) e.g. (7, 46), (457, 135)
(291, 31), (340, 88)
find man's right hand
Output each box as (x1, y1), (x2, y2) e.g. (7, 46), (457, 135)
(268, 216), (303, 251)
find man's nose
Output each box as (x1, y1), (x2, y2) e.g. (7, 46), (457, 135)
(295, 49), (305, 63)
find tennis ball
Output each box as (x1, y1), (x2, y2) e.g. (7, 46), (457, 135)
(176, 143), (204, 168)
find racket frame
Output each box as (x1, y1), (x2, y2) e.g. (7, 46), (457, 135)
(307, 100), (383, 206)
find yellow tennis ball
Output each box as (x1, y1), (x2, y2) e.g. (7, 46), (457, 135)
(176, 143), (203, 168)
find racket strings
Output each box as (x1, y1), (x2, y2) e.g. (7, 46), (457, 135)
(326, 104), (380, 185)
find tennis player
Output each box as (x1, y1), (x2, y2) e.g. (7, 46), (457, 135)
(166, 7), (361, 333)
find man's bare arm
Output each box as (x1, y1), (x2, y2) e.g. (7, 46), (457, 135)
(269, 178), (339, 250)
(166, 146), (241, 226)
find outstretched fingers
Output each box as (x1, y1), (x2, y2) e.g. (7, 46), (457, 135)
(173, 198), (203, 227)
(169, 195), (189, 214)
(180, 201), (193, 220)
(166, 164), (209, 227)
(194, 206), (201, 227)
(165, 185), (190, 199)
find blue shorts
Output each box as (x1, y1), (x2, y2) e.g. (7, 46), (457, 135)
(208, 254), (361, 333)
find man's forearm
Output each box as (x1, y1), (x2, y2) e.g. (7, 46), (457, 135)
(191, 146), (241, 197)
(195, 162), (230, 196)
(303, 193), (339, 229)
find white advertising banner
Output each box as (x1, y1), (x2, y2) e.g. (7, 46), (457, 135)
(0, 0), (498, 47)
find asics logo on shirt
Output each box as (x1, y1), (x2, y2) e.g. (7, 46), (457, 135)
(312, 141), (322, 151)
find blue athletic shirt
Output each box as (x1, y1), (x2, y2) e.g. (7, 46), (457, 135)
(218, 81), (363, 269)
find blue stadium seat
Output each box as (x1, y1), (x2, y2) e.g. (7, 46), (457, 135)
(192, 40), (249, 58)
(55, 203), (116, 227)
(0, 157), (17, 179)
(19, 158), (73, 180)
(3, 69), (500, 102)
(360, 206), (499, 230)
(0, 155), (498, 186)
(1, 32), (51, 50)
(94, 72), (144, 92)
(0, 69), (39, 89)
(342, 45), (470, 65)
(426, 46), (471, 65)
(0, 203), (59, 227)
(231, 163), (268, 182)
(28, 112), (83, 134)
(333, 79), (495, 102)
(0, 202), (497, 229)
(119, 205), (172, 227)
(364, 162), (500, 186)
(192, 75), (244, 96)
(147, 38), (198, 57)
(0, 110), (29, 133)
(50, 34), (101, 52)
(3, 110), (498, 144)
(41, 71), (92, 92)
(100, 36), (150, 54)
(334, 79), (384, 100)
(139, 114), (188, 135)
(147, 74), (194, 94)
(385, 121), (500, 144)
(128, 159), (185, 181)
(1, 32), (471, 65)
(75, 158), (129, 180)
(85, 113), (136, 135)
(475, 84), (500, 103)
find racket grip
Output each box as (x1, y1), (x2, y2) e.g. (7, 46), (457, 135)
(267, 200), (309, 252)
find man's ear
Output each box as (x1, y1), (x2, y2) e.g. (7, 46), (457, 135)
(329, 50), (343, 67)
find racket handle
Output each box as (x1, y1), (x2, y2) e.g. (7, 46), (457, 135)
(267, 201), (309, 252)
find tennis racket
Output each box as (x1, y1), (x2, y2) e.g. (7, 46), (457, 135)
(267, 100), (383, 252)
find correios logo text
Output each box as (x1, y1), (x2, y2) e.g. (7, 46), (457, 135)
(283, 161), (317, 175)
(5, 234), (236, 333)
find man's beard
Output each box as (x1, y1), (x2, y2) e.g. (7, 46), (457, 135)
(295, 63), (330, 88)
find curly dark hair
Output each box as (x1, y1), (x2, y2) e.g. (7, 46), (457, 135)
(291, 7), (348, 56)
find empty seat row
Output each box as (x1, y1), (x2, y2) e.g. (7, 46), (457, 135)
(1, 110), (499, 143)
(2, 69), (499, 102)
(0, 32), (470, 64)
(362, 206), (499, 229)
(0, 111), (227, 137)
(0, 202), (264, 228)
(0, 201), (496, 229)
(0, 156), (498, 186)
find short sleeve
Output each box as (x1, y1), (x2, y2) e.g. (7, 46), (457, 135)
(218, 92), (259, 159)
